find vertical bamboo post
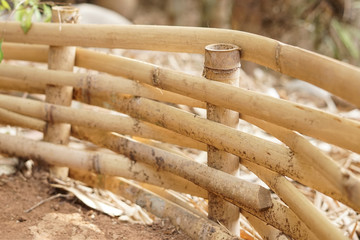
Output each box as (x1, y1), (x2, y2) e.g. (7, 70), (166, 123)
(203, 43), (241, 236)
(44, 6), (79, 180)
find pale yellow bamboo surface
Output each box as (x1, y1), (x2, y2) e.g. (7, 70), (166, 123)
(1, 60), (359, 154)
(83, 95), (360, 211)
(0, 63), (204, 108)
(1, 22), (360, 107)
(0, 133), (206, 197)
(0, 109), (317, 240)
(0, 94), (205, 150)
(69, 170), (237, 240)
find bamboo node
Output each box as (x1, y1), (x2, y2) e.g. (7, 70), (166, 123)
(44, 104), (56, 123)
(91, 153), (101, 174)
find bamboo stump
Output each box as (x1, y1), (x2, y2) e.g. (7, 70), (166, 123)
(203, 43), (241, 235)
(45, 6), (79, 180)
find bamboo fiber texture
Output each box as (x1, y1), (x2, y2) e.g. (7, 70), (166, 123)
(0, 93), (204, 150)
(1, 23), (360, 107)
(1, 60), (359, 154)
(73, 49), (360, 154)
(0, 107), (313, 239)
(69, 170), (238, 240)
(0, 133), (205, 196)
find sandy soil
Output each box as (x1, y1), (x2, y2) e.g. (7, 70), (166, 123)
(0, 167), (191, 240)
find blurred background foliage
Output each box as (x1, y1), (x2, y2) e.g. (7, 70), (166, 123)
(59, 0), (360, 66)
(1, 0), (359, 66)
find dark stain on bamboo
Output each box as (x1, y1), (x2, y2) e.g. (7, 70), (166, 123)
(44, 104), (56, 123)
(152, 67), (161, 87)
(91, 153), (100, 174)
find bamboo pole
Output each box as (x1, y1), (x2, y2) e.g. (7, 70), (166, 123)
(2, 52), (360, 153)
(0, 107), (45, 131)
(0, 94), (205, 150)
(0, 76), (45, 93)
(241, 212), (291, 240)
(204, 43), (240, 235)
(94, 96), (360, 211)
(0, 108), (319, 240)
(69, 127), (319, 240)
(2, 97), (358, 213)
(2, 60), (360, 154)
(71, 126), (272, 211)
(243, 161), (346, 240)
(242, 115), (360, 209)
(0, 133), (206, 197)
(138, 182), (208, 218)
(44, 6), (79, 180)
(73, 48), (360, 154)
(3, 75), (359, 211)
(69, 170), (238, 240)
(2, 42), (48, 62)
(0, 63), (205, 108)
(1, 23), (359, 107)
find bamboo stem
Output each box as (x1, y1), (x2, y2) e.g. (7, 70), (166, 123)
(1, 92), (357, 211)
(0, 108), (320, 240)
(0, 63), (205, 108)
(71, 125), (272, 212)
(243, 161), (346, 240)
(0, 94), (205, 150)
(204, 43), (240, 235)
(2, 50), (360, 153)
(69, 170), (238, 240)
(242, 115), (360, 210)
(1, 23), (359, 107)
(0, 107), (45, 131)
(73, 48), (360, 154)
(0, 133), (205, 197)
(242, 212), (291, 240)
(0, 76), (45, 93)
(67, 127), (318, 239)
(2, 98), (357, 212)
(44, 6), (79, 179)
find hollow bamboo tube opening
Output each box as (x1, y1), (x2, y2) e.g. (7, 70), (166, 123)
(204, 43), (241, 236)
(45, 6), (79, 180)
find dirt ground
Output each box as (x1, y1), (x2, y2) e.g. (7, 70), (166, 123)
(0, 167), (191, 240)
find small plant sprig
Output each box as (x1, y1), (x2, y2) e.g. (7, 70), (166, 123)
(0, 0), (53, 62)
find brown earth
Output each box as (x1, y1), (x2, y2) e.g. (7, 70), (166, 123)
(0, 167), (191, 240)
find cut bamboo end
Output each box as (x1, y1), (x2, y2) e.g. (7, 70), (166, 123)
(204, 43), (241, 236)
(51, 6), (80, 24)
(46, 5), (79, 180)
(69, 170), (238, 240)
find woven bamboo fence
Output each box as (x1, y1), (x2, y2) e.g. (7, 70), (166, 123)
(0, 7), (360, 240)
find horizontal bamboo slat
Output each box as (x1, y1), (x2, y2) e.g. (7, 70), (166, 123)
(0, 93), (205, 150)
(0, 109), (317, 240)
(73, 49), (360, 154)
(1, 59), (359, 154)
(0, 133), (206, 196)
(69, 170), (238, 240)
(1, 22), (359, 107)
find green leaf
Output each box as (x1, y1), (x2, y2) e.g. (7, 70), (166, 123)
(331, 19), (359, 59)
(42, 4), (52, 22)
(0, 39), (4, 63)
(33, 5), (41, 21)
(20, 8), (34, 34)
(1, 0), (11, 11)
(14, 7), (25, 22)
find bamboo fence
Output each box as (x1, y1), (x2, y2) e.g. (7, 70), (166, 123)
(44, 6), (79, 179)
(1, 20), (360, 240)
(2, 47), (360, 154)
